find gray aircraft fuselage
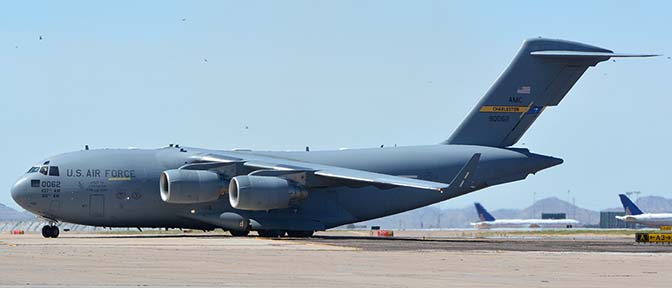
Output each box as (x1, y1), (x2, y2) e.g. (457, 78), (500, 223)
(11, 145), (560, 231)
(11, 38), (650, 234)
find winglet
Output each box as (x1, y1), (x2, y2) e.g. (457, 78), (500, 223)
(441, 153), (481, 194)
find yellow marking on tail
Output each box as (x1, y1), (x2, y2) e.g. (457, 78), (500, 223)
(479, 106), (530, 113)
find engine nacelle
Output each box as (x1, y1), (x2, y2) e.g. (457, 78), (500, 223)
(160, 169), (227, 204)
(229, 175), (307, 211)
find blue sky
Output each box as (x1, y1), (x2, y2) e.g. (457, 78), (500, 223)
(1, 1), (670, 211)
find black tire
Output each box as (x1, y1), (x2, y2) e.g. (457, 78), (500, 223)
(287, 231), (314, 238)
(50, 226), (60, 238)
(229, 229), (250, 237)
(257, 230), (285, 238)
(41, 225), (50, 238)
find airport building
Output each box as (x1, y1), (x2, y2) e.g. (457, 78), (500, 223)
(541, 213), (566, 220)
(599, 211), (637, 229)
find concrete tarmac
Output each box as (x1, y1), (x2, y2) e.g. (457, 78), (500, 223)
(0, 230), (670, 287)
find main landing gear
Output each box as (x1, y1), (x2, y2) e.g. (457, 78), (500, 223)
(229, 229), (250, 237)
(257, 230), (286, 238)
(256, 230), (314, 238)
(227, 227), (314, 238)
(286, 230), (314, 238)
(41, 225), (59, 238)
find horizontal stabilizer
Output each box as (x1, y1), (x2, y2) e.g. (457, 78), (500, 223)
(531, 51), (659, 58)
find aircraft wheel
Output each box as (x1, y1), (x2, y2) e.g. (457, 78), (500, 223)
(287, 231), (314, 238)
(41, 225), (51, 238)
(50, 226), (60, 238)
(41, 226), (59, 238)
(229, 229), (250, 237)
(257, 230), (285, 238)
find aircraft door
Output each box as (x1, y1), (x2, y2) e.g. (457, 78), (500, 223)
(89, 194), (105, 217)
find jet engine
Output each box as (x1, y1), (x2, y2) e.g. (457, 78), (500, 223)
(229, 175), (307, 211)
(160, 169), (227, 204)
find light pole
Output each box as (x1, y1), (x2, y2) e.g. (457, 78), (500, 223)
(567, 190), (571, 217)
(532, 191), (536, 218)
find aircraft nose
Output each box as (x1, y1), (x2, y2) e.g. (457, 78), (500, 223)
(11, 177), (31, 208)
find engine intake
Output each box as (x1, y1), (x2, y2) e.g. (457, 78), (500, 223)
(229, 175), (307, 211)
(160, 169), (227, 204)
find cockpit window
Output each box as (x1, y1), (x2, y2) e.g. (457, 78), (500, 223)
(49, 166), (60, 176)
(26, 167), (39, 173)
(39, 166), (48, 175)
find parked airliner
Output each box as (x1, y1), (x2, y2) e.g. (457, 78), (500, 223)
(615, 194), (672, 228)
(471, 203), (579, 229)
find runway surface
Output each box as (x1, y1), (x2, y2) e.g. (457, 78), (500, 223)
(302, 231), (672, 253)
(0, 230), (670, 287)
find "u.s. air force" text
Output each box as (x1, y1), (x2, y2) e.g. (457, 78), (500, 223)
(66, 169), (136, 178)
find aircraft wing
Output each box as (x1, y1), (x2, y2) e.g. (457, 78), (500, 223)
(312, 167), (449, 192)
(187, 152), (481, 193)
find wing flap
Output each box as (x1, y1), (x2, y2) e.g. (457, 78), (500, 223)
(314, 169), (449, 192)
(314, 153), (481, 193)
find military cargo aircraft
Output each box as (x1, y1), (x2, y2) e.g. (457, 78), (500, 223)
(11, 38), (655, 238)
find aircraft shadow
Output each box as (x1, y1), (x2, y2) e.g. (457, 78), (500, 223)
(62, 233), (493, 243)
(64, 233), (232, 239)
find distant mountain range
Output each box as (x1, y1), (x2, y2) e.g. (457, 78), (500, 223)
(0, 203), (35, 220)
(2, 196), (671, 228)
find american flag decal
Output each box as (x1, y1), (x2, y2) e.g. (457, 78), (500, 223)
(517, 86), (531, 94)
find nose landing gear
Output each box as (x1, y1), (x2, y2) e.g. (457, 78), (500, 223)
(41, 225), (59, 238)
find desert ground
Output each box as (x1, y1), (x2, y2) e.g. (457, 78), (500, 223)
(0, 230), (669, 287)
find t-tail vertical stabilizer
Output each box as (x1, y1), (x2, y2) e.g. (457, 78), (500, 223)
(445, 38), (657, 147)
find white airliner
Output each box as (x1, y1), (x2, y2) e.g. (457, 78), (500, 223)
(470, 203), (579, 229)
(615, 194), (672, 228)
